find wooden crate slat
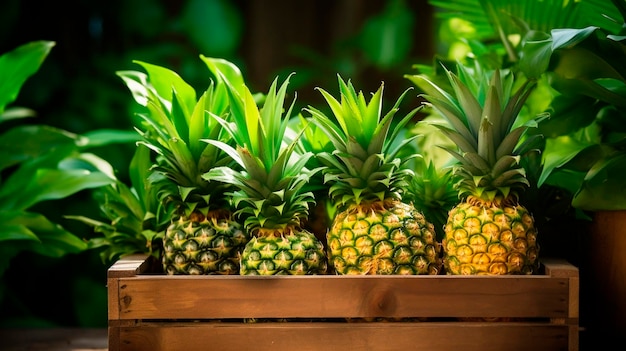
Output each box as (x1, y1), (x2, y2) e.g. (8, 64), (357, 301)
(116, 275), (569, 319)
(113, 322), (572, 351)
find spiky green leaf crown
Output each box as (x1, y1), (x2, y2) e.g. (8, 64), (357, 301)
(404, 157), (458, 240)
(408, 64), (541, 202)
(285, 114), (335, 193)
(203, 73), (319, 235)
(116, 56), (244, 218)
(304, 74), (421, 209)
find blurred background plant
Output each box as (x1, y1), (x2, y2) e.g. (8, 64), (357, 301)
(0, 40), (137, 327)
(0, 0), (436, 328)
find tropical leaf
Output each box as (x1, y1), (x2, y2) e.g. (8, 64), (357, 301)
(429, 0), (622, 44)
(0, 40), (55, 115)
(0, 40), (130, 275)
(0, 125), (80, 172)
(572, 153), (626, 210)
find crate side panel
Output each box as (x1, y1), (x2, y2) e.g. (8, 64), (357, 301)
(117, 275), (570, 320)
(107, 278), (120, 321)
(117, 322), (571, 351)
(108, 326), (120, 351)
(569, 276), (580, 319)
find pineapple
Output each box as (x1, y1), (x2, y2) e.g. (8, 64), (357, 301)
(407, 65), (541, 275)
(203, 73), (327, 276)
(305, 75), (441, 275)
(116, 56), (250, 275)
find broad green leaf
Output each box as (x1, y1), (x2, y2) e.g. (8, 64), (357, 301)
(0, 224), (39, 242)
(549, 73), (626, 108)
(81, 129), (140, 148)
(539, 135), (593, 187)
(0, 40), (55, 114)
(0, 143), (78, 203)
(1, 169), (114, 211)
(537, 95), (598, 138)
(572, 153), (626, 210)
(19, 226), (88, 258)
(0, 211), (87, 258)
(0, 125), (79, 172)
(519, 30), (552, 79)
(551, 27), (598, 50)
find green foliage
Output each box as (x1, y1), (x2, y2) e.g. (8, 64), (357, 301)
(532, 23), (626, 211)
(204, 73), (320, 232)
(67, 145), (175, 264)
(414, 0), (626, 216)
(428, 0), (621, 65)
(306, 75), (420, 208)
(0, 40), (54, 116)
(359, 0), (415, 69)
(0, 40), (139, 327)
(0, 41), (116, 278)
(116, 56), (247, 224)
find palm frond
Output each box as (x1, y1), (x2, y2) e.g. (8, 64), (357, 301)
(430, 0), (622, 38)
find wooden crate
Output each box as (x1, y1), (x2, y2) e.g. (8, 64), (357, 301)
(107, 255), (579, 351)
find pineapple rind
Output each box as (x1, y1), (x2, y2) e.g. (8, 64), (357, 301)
(328, 200), (442, 275)
(162, 215), (248, 275)
(241, 231), (328, 275)
(442, 200), (539, 275)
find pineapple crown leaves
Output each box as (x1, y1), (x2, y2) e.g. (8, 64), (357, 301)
(304, 74), (421, 207)
(285, 114), (335, 193)
(116, 57), (245, 212)
(410, 64), (542, 201)
(404, 157), (458, 240)
(203, 73), (320, 234)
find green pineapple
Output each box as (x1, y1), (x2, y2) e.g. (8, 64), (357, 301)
(116, 56), (250, 275)
(305, 75), (441, 275)
(407, 65), (541, 275)
(204, 73), (327, 275)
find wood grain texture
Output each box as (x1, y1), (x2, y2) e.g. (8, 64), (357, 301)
(114, 275), (570, 319)
(113, 322), (571, 351)
(107, 256), (580, 351)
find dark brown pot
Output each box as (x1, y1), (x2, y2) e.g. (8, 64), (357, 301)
(589, 210), (626, 340)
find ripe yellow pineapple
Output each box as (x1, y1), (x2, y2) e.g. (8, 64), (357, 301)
(305, 75), (441, 275)
(117, 56), (250, 275)
(407, 65), (541, 275)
